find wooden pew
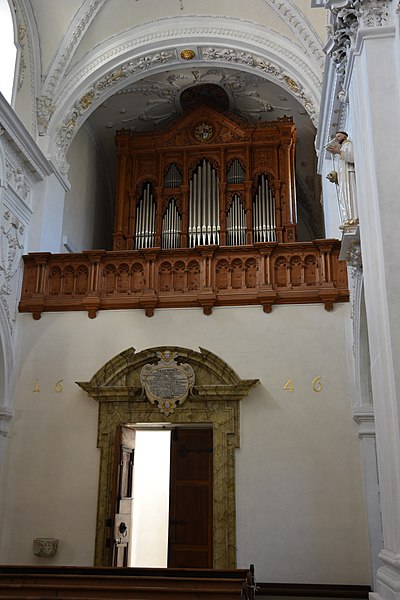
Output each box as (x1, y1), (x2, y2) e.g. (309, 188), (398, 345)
(0, 565), (255, 599)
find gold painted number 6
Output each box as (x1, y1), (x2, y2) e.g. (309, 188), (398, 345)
(312, 376), (323, 392)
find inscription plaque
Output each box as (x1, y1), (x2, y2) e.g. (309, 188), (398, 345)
(140, 350), (195, 415)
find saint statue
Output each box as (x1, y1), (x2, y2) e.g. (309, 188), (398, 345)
(326, 131), (358, 227)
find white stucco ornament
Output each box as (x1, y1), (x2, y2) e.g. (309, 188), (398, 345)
(140, 350), (195, 415)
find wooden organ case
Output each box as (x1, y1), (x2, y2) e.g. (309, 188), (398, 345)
(113, 105), (297, 252)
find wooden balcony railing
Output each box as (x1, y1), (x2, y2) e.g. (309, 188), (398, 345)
(19, 240), (349, 319)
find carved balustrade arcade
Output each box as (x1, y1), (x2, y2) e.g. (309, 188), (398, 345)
(19, 240), (349, 319)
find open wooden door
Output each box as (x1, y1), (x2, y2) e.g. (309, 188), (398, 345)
(111, 426), (136, 567)
(168, 427), (213, 568)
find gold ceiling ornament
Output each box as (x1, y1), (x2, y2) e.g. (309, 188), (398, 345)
(180, 49), (196, 60)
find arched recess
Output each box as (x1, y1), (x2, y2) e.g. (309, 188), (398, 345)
(77, 346), (258, 568)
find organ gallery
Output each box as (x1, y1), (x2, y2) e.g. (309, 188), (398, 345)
(19, 96), (348, 319)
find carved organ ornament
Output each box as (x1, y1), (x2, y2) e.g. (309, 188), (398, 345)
(113, 106), (297, 252)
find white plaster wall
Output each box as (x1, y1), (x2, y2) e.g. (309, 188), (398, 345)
(63, 124), (112, 251)
(27, 174), (66, 253)
(0, 304), (370, 583)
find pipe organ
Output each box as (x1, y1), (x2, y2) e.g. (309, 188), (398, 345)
(113, 106), (297, 251)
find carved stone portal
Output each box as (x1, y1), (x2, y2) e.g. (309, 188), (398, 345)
(77, 346), (258, 568)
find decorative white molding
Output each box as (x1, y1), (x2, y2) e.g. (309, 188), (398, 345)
(13, 0), (43, 138)
(16, 24), (27, 92)
(0, 207), (25, 337)
(42, 17), (322, 174)
(200, 47), (318, 122)
(5, 160), (30, 205)
(41, 0), (107, 99)
(262, 0), (325, 71)
(325, 0), (394, 91)
(0, 95), (68, 193)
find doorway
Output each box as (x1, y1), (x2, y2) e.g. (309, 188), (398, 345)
(78, 345), (258, 568)
(112, 425), (213, 568)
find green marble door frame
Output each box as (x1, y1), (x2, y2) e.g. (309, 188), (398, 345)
(77, 346), (258, 568)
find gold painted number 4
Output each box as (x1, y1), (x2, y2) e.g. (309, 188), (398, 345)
(283, 377), (323, 394)
(283, 379), (294, 393)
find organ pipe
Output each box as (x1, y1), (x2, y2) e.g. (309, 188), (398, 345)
(189, 159), (220, 247)
(253, 174), (276, 243)
(134, 167), (276, 250)
(227, 194), (246, 246)
(135, 183), (156, 249)
(164, 163), (182, 188)
(227, 159), (245, 184)
(162, 198), (182, 249)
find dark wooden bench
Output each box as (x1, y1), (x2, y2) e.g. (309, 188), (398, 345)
(0, 565), (255, 599)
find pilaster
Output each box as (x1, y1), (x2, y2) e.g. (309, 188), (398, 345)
(322, 1), (400, 597)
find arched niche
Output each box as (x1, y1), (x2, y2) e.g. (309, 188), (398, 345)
(77, 346), (258, 568)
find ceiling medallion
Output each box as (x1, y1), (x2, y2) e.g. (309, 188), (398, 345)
(193, 122), (214, 142)
(180, 49), (196, 60)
